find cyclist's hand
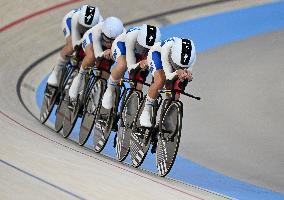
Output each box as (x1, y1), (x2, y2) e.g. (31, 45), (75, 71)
(139, 59), (148, 70)
(74, 41), (82, 51)
(176, 69), (188, 81)
(185, 70), (193, 81)
(103, 49), (112, 60)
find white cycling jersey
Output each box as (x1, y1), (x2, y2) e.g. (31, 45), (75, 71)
(62, 7), (103, 49)
(82, 22), (126, 58)
(112, 27), (147, 72)
(147, 37), (194, 80)
(82, 22), (104, 56)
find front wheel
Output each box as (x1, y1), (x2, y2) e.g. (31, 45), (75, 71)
(39, 85), (57, 124)
(78, 79), (105, 146)
(54, 69), (76, 132)
(62, 71), (85, 138)
(116, 90), (141, 161)
(54, 92), (68, 132)
(130, 97), (157, 168)
(156, 100), (183, 177)
(93, 86), (119, 153)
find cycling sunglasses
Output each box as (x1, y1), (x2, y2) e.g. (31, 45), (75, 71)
(101, 33), (115, 44)
(78, 24), (90, 35)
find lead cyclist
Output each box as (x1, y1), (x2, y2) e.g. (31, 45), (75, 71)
(139, 37), (197, 127)
(68, 16), (125, 100)
(47, 5), (103, 87)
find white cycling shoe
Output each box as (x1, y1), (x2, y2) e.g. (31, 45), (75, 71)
(139, 109), (152, 128)
(47, 67), (62, 87)
(69, 74), (83, 100)
(102, 87), (115, 109)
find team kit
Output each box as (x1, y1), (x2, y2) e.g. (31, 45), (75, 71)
(40, 5), (200, 176)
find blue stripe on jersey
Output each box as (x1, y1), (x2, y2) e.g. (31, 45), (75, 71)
(126, 26), (141, 33)
(152, 51), (163, 70)
(66, 17), (72, 33)
(161, 37), (174, 46)
(88, 32), (93, 44)
(117, 41), (126, 55)
(82, 39), (87, 49)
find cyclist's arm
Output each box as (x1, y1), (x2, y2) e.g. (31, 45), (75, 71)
(91, 22), (104, 58)
(164, 68), (177, 80)
(81, 44), (95, 70)
(161, 42), (177, 80)
(71, 12), (82, 49)
(125, 30), (140, 71)
(147, 43), (163, 73)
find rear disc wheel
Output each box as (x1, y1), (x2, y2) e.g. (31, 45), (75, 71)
(78, 80), (104, 145)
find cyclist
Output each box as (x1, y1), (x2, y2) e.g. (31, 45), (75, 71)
(101, 24), (161, 109)
(68, 16), (125, 100)
(47, 5), (103, 87)
(139, 37), (196, 127)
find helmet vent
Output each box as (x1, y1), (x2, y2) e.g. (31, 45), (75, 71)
(181, 39), (192, 65)
(146, 25), (156, 46)
(85, 6), (96, 25)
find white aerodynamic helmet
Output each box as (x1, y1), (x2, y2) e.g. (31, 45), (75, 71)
(78, 5), (100, 28)
(102, 17), (124, 39)
(170, 38), (196, 70)
(137, 24), (161, 49)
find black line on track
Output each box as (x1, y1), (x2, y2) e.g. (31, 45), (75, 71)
(16, 47), (62, 120)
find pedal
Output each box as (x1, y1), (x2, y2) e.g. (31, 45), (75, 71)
(45, 92), (52, 99)
(97, 119), (107, 127)
(151, 141), (157, 154)
(112, 123), (118, 132)
(45, 87), (55, 98)
(67, 100), (76, 111)
(134, 127), (151, 147)
(136, 127), (147, 139)
(78, 106), (84, 118)
(160, 129), (175, 142)
(98, 112), (108, 121)
(150, 129), (158, 154)
(144, 129), (152, 147)
(111, 114), (119, 131)
(94, 121), (103, 132)
(113, 133), (117, 148)
(55, 93), (61, 105)
(95, 113), (108, 131)
(125, 122), (133, 129)
(132, 129), (143, 143)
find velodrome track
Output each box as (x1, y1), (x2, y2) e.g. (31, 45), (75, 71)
(1, 0), (283, 199)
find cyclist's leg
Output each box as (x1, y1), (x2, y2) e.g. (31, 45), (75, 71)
(60, 13), (75, 59)
(48, 15), (74, 86)
(101, 60), (126, 109)
(69, 44), (94, 100)
(140, 69), (166, 127)
(102, 50), (127, 109)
